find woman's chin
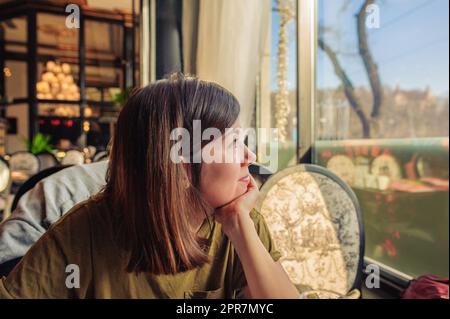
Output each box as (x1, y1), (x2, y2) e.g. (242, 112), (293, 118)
(235, 182), (249, 198)
(212, 185), (248, 209)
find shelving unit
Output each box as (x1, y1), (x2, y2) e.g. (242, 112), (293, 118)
(0, 0), (139, 151)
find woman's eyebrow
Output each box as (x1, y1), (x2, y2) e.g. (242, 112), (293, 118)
(222, 129), (248, 145)
(224, 128), (244, 140)
(222, 128), (238, 139)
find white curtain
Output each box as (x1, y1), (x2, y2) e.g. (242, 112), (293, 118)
(183, 0), (271, 129)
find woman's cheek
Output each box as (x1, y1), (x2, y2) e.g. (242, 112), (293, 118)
(201, 163), (243, 207)
(205, 184), (238, 208)
(216, 163), (241, 198)
(234, 182), (248, 198)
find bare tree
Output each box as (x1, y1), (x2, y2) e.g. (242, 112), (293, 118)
(319, 0), (383, 138)
(357, 0), (383, 119)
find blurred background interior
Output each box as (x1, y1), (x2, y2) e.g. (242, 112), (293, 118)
(0, 0), (448, 298)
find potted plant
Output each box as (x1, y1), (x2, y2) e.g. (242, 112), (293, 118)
(23, 133), (53, 155)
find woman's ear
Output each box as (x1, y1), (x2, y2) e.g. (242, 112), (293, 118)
(179, 157), (192, 189)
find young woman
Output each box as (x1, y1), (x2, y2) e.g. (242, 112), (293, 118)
(0, 74), (299, 299)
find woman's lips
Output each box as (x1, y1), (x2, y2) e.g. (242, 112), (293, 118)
(239, 175), (251, 184)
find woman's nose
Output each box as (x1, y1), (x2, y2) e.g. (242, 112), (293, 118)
(241, 145), (256, 166)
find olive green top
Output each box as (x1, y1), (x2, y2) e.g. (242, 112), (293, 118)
(0, 195), (281, 299)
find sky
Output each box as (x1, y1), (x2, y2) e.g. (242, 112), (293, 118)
(271, 0), (450, 97)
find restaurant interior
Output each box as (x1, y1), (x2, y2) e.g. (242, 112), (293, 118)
(0, 0), (448, 299)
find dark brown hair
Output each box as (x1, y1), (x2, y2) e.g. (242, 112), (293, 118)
(104, 73), (240, 275)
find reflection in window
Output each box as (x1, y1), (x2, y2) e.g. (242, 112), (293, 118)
(258, 0), (297, 172)
(314, 0), (449, 278)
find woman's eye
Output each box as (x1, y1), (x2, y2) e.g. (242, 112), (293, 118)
(233, 138), (239, 148)
(227, 137), (236, 148)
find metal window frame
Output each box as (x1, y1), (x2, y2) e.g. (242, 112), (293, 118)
(297, 0), (316, 164)
(140, 0), (156, 86)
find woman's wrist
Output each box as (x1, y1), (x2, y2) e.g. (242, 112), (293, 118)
(225, 209), (255, 242)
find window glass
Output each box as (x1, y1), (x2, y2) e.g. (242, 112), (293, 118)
(315, 0), (449, 277)
(258, 0), (298, 172)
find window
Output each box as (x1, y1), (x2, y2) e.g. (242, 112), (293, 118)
(257, 0), (298, 172)
(314, 0), (449, 278)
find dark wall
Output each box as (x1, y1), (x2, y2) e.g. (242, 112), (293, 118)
(155, 0), (183, 79)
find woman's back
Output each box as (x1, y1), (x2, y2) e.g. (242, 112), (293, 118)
(0, 194), (280, 299)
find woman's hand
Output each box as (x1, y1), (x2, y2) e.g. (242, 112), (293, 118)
(214, 176), (260, 238)
(215, 176), (300, 299)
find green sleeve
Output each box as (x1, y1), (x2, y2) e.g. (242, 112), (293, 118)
(0, 229), (74, 299)
(231, 209), (282, 295)
(0, 203), (93, 299)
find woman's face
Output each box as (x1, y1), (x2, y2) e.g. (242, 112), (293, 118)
(199, 120), (256, 208)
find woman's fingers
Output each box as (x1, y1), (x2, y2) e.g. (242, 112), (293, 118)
(225, 178), (259, 213)
(249, 175), (259, 194)
(243, 175), (260, 204)
(249, 175), (258, 188)
(214, 175), (261, 236)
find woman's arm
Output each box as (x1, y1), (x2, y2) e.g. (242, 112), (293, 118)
(215, 177), (300, 299)
(240, 261), (294, 299)
(228, 211), (299, 299)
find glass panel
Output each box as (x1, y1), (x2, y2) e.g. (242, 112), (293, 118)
(258, 0), (298, 172)
(4, 44), (26, 54)
(85, 20), (123, 97)
(4, 60), (27, 99)
(0, 17), (28, 47)
(84, 105), (101, 118)
(85, 87), (102, 102)
(85, 21), (123, 62)
(85, 87), (121, 103)
(85, 0), (133, 12)
(37, 13), (79, 60)
(85, 65), (122, 94)
(38, 117), (81, 147)
(36, 61), (80, 101)
(1, 16), (27, 54)
(38, 103), (80, 118)
(315, 0), (449, 277)
(36, 13), (80, 106)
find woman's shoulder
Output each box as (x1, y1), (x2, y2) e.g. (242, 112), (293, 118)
(0, 194), (111, 298)
(47, 193), (111, 242)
